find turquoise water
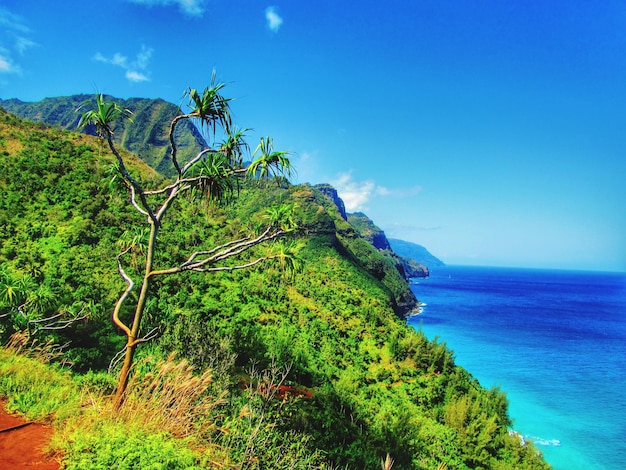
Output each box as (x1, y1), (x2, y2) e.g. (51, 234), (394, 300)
(408, 266), (626, 470)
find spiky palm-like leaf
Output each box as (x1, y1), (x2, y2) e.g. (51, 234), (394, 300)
(381, 453), (394, 470)
(185, 72), (232, 137)
(247, 136), (294, 181)
(219, 127), (250, 167)
(187, 151), (237, 202)
(78, 93), (133, 137)
(263, 202), (298, 232)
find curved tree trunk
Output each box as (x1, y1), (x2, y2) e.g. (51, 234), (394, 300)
(113, 222), (158, 410)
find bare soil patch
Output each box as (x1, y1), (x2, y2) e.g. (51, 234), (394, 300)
(0, 400), (60, 470)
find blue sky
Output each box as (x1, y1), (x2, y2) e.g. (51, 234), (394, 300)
(1, 0), (625, 271)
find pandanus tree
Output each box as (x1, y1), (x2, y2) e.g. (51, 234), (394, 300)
(79, 76), (296, 409)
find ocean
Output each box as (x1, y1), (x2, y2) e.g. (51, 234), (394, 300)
(408, 265), (626, 470)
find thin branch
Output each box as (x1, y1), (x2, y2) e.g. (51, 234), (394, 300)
(144, 177), (200, 196)
(202, 228), (283, 265)
(169, 114), (188, 177)
(181, 148), (214, 175)
(27, 312), (65, 324)
(112, 248), (134, 337)
(180, 235), (253, 267)
(191, 255), (279, 273)
(32, 314), (88, 332)
(109, 326), (160, 372)
(109, 346), (127, 374)
(129, 326), (160, 347)
(127, 183), (150, 218)
(150, 227), (284, 276)
(105, 132), (159, 226)
(144, 173), (235, 197)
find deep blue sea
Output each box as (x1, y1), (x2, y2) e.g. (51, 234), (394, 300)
(408, 265), (626, 470)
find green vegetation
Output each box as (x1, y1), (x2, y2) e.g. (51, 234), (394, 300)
(77, 79), (296, 407)
(0, 95), (206, 176)
(0, 97), (550, 469)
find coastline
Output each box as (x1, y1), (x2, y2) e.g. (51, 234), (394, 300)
(409, 266), (626, 470)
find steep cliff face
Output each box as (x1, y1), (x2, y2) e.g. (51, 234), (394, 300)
(314, 184), (347, 220)
(0, 95), (206, 177)
(304, 185), (418, 317)
(347, 212), (392, 250)
(347, 213), (430, 279)
(401, 257), (430, 278)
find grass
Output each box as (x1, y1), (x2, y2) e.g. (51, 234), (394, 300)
(0, 341), (228, 468)
(0, 333), (81, 422)
(0, 340), (331, 469)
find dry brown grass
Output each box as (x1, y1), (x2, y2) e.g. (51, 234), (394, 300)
(5, 331), (65, 364)
(381, 453), (394, 470)
(111, 352), (227, 439)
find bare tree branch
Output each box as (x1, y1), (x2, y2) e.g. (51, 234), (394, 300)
(112, 248), (134, 337)
(150, 227), (284, 276)
(105, 133), (160, 227)
(191, 255), (280, 273)
(109, 346), (127, 374)
(127, 182), (151, 219)
(31, 313), (88, 332)
(129, 326), (160, 347)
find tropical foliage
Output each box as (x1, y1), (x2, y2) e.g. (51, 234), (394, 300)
(77, 77), (297, 407)
(0, 94), (206, 175)
(0, 100), (550, 468)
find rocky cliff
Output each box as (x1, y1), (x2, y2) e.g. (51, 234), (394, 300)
(314, 184), (347, 220)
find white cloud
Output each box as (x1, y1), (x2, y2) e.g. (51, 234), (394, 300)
(0, 7), (30, 33)
(332, 171), (376, 212)
(0, 53), (21, 74)
(332, 171), (423, 212)
(128, 0), (206, 17)
(94, 45), (154, 83)
(0, 8), (34, 78)
(125, 70), (149, 82)
(376, 185), (422, 197)
(265, 6), (283, 33)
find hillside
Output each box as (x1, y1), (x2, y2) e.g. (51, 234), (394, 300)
(0, 95), (206, 176)
(389, 237), (446, 268)
(0, 107), (549, 469)
(348, 212), (430, 279)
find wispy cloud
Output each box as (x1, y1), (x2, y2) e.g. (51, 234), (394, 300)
(94, 45), (154, 83)
(388, 222), (443, 233)
(265, 6), (283, 33)
(332, 171), (423, 212)
(0, 7), (36, 76)
(0, 53), (20, 74)
(375, 184), (423, 198)
(0, 7), (30, 34)
(15, 37), (36, 55)
(127, 0), (206, 17)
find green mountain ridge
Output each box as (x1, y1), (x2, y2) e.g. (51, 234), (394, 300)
(0, 95), (440, 277)
(389, 237), (446, 268)
(0, 95), (206, 176)
(0, 105), (549, 468)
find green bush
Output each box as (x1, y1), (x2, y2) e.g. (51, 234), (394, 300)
(0, 346), (81, 421)
(62, 422), (201, 470)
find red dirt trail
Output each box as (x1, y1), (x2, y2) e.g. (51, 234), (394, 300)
(0, 400), (60, 470)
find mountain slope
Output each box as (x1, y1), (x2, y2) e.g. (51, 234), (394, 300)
(0, 108), (549, 469)
(0, 95), (206, 176)
(389, 237), (446, 267)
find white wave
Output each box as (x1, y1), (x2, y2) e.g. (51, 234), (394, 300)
(526, 435), (561, 447)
